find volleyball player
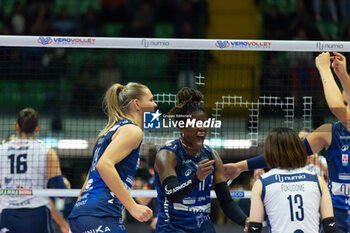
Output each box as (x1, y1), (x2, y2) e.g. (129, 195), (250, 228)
(154, 87), (248, 233)
(68, 83), (155, 233)
(0, 108), (67, 233)
(225, 52), (350, 233)
(247, 128), (338, 233)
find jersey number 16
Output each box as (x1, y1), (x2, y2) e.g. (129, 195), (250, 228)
(8, 153), (27, 174)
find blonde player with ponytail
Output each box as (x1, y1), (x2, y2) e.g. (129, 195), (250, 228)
(69, 83), (157, 233)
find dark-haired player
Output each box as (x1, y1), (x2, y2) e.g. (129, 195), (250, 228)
(0, 108), (67, 232)
(154, 87), (248, 233)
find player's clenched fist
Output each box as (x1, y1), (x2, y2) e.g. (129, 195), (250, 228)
(129, 204), (153, 222)
(315, 52), (331, 70)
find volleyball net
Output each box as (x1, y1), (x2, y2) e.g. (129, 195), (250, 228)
(0, 36), (348, 199)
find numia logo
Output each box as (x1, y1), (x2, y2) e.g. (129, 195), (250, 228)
(316, 42), (343, 51)
(141, 39), (170, 48)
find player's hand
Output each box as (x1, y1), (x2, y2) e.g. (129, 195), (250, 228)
(315, 52), (331, 70)
(253, 169), (265, 181)
(129, 203), (153, 222)
(60, 226), (70, 233)
(331, 51), (348, 79)
(196, 159), (215, 181)
(149, 217), (157, 230)
(223, 163), (243, 180)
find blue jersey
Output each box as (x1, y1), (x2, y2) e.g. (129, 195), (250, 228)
(155, 139), (215, 233)
(326, 121), (350, 210)
(69, 120), (140, 221)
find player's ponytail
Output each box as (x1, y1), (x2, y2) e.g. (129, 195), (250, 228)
(98, 82), (147, 138)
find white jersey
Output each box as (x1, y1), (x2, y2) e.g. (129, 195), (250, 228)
(0, 139), (50, 209)
(260, 167), (321, 233)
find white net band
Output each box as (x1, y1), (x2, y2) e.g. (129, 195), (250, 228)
(0, 189), (251, 199)
(0, 36), (348, 52)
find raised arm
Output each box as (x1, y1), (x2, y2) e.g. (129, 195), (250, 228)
(331, 52), (350, 93)
(316, 52), (350, 125)
(96, 124), (152, 222)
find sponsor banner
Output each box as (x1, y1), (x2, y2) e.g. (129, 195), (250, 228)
(0, 36), (349, 51)
(230, 190), (245, 198)
(37, 37), (96, 45)
(0, 188), (33, 196)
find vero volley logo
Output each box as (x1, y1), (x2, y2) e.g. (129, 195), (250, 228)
(215, 40), (230, 48)
(37, 37), (53, 45)
(143, 110), (162, 129)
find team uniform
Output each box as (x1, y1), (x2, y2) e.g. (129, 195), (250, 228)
(325, 121), (350, 233)
(155, 139), (215, 233)
(260, 168), (321, 233)
(0, 138), (54, 233)
(69, 120), (140, 233)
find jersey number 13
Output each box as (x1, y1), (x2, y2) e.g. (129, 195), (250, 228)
(287, 194), (304, 221)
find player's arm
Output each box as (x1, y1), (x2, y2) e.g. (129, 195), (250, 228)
(305, 124), (332, 153)
(247, 179), (264, 233)
(318, 176), (339, 233)
(49, 199), (70, 233)
(213, 150), (248, 227)
(96, 124), (152, 222)
(316, 52), (350, 125)
(46, 148), (66, 189)
(224, 159), (251, 181)
(155, 149), (201, 203)
(331, 52), (350, 95)
(224, 124), (332, 180)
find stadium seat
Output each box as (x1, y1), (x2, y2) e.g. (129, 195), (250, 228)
(118, 50), (169, 79)
(103, 23), (124, 37)
(80, 0), (101, 14)
(0, 81), (19, 107)
(21, 81), (46, 108)
(155, 23), (174, 38)
(1, 0), (26, 18)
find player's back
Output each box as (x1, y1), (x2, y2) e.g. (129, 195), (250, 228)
(260, 167), (321, 233)
(0, 138), (50, 209)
